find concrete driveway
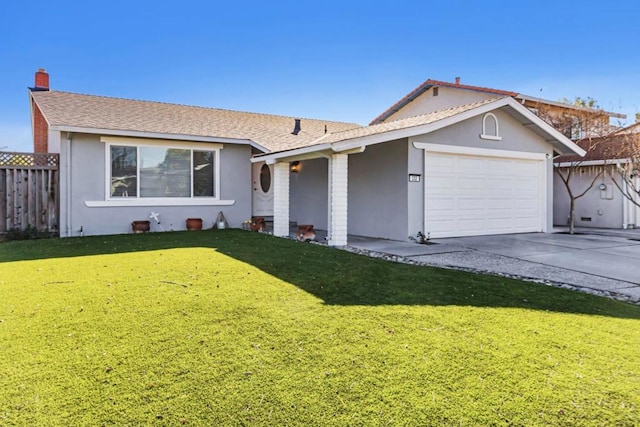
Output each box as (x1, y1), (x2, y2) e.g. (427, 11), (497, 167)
(346, 228), (640, 303)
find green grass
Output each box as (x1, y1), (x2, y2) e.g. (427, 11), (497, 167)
(1, 230), (639, 426)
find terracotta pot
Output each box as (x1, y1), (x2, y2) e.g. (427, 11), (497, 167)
(186, 218), (203, 231)
(132, 220), (150, 233)
(249, 217), (265, 232)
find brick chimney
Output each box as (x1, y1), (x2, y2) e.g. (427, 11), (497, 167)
(455, 76), (461, 85)
(34, 68), (49, 90)
(32, 68), (50, 153)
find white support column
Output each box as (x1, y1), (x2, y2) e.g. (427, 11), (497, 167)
(327, 153), (349, 246)
(272, 162), (290, 237)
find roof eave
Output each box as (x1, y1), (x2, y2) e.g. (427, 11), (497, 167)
(502, 98), (586, 156)
(251, 142), (334, 163)
(49, 125), (269, 152)
(259, 97), (586, 162)
(517, 94), (626, 119)
(369, 82), (435, 125)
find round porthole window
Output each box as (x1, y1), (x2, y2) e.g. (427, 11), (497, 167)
(260, 164), (271, 193)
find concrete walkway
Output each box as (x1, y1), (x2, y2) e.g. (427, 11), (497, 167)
(346, 228), (640, 304)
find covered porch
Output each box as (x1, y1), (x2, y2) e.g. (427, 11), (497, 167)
(254, 146), (364, 247)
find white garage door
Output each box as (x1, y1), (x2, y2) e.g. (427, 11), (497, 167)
(424, 148), (546, 238)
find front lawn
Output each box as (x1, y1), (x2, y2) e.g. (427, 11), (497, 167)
(1, 230), (639, 426)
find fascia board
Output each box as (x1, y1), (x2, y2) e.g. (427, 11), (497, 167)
(251, 143), (333, 163)
(49, 125), (267, 152)
(556, 159), (631, 167)
(332, 98), (515, 152)
(503, 99), (587, 157)
(518, 94), (626, 119)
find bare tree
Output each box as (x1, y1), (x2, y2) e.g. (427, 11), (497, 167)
(607, 129), (640, 210)
(534, 98), (621, 233)
(554, 138), (608, 234)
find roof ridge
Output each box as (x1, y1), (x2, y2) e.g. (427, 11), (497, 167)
(324, 97), (503, 140)
(36, 90), (361, 127)
(424, 79), (519, 97)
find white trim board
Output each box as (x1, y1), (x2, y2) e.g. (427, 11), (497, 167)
(254, 97), (585, 163)
(103, 138), (223, 202)
(412, 141), (548, 160)
(54, 125), (268, 152)
(85, 199), (235, 208)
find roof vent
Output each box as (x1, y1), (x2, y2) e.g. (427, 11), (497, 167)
(292, 118), (301, 135)
(324, 125), (327, 134)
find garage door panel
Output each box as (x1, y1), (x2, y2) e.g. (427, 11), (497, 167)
(458, 219), (488, 232)
(458, 178), (484, 190)
(459, 198), (485, 210)
(486, 179), (513, 190)
(459, 157), (484, 170)
(427, 220), (456, 233)
(426, 176), (455, 190)
(425, 151), (544, 238)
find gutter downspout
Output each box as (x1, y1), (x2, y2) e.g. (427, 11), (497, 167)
(623, 178), (629, 229)
(65, 133), (72, 237)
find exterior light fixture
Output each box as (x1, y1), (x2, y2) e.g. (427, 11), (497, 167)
(290, 161), (301, 173)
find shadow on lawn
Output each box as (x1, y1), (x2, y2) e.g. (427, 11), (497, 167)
(2, 230), (639, 319)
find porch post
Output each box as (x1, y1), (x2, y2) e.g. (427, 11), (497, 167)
(272, 161), (290, 237)
(327, 153), (348, 246)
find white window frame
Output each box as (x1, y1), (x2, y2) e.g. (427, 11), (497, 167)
(85, 136), (235, 207)
(480, 112), (502, 141)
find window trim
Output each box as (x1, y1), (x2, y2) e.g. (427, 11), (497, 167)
(480, 112), (502, 141)
(84, 136), (235, 208)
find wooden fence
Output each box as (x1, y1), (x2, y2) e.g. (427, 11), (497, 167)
(0, 152), (59, 235)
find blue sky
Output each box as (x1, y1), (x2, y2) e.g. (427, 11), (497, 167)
(1, 0), (639, 152)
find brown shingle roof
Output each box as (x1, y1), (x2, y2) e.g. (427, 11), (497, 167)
(31, 91), (361, 152)
(255, 98), (503, 158)
(556, 132), (640, 163)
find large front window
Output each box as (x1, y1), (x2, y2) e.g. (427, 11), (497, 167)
(110, 145), (217, 199)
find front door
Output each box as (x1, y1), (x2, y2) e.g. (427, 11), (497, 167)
(252, 162), (274, 216)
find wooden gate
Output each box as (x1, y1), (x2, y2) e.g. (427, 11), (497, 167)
(0, 152), (59, 235)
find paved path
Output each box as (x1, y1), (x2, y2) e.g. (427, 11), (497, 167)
(346, 228), (640, 304)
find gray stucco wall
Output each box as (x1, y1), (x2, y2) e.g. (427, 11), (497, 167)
(408, 109), (555, 235)
(348, 139), (408, 241)
(59, 133), (252, 237)
(553, 169), (623, 228)
(289, 158), (328, 230)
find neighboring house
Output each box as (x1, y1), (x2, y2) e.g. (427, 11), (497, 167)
(554, 127), (640, 229)
(370, 77), (625, 140)
(30, 70), (586, 243)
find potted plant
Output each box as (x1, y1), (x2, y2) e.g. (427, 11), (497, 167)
(186, 218), (203, 231)
(132, 220), (151, 233)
